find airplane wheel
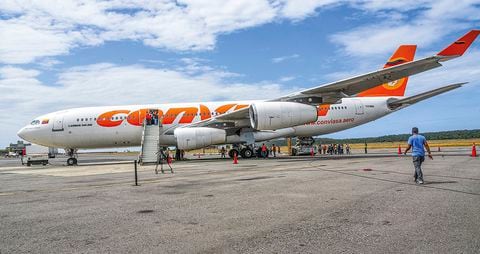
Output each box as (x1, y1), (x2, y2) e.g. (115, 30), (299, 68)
(240, 148), (253, 158)
(228, 149), (239, 158)
(67, 158), (77, 166)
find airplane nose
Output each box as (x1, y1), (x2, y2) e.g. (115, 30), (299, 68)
(17, 127), (26, 140)
(17, 127), (33, 142)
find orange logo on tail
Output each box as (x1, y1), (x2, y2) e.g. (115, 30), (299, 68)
(358, 45), (416, 97)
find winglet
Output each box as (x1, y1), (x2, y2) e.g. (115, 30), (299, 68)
(437, 30), (480, 57)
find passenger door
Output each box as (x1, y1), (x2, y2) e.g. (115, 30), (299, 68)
(52, 115), (64, 131)
(353, 99), (365, 115)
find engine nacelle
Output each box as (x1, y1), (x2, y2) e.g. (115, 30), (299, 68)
(174, 127), (226, 150)
(249, 102), (318, 130)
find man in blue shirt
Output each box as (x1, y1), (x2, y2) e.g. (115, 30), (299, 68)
(404, 127), (433, 184)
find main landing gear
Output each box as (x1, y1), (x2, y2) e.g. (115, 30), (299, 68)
(228, 145), (255, 159)
(66, 148), (78, 166)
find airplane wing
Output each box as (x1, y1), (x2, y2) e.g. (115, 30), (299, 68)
(176, 106), (250, 133)
(388, 83), (466, 109)
(275, 30), (480, 104)
(180, 30), (479, 130)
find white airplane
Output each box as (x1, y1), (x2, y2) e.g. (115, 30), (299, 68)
(18, 30), (479, 165)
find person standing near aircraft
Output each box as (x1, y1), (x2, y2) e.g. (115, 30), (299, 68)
(261, 143), (268, 159)
(404, 127), (433, 184)
(271, 144), (276, 157)
(221, 147), (226, 158)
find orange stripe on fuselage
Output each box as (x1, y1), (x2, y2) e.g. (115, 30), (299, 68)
(127, 108), (149, 126)
(215, 104), (236, 114)
(96, 103), (251, 127)
(317, 104), (330, 116)
(162, 107), (198, 124)
(234, 104), (248, 110)
(199, 104), (211, 120)
(97, 110), (130, 127)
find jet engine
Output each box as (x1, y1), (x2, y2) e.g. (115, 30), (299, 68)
(249, 102), (318, 130)
(174, 127), (226, 150)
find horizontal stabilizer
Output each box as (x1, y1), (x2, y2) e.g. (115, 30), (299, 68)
(388, 82), (466, 109)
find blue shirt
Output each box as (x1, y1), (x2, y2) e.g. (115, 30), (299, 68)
(408, 134), (426, 157)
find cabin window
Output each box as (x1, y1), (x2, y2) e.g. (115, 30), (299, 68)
(77, 119), (79, 122)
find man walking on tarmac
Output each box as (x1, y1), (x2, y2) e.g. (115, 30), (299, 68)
(404, 127), (433, 184)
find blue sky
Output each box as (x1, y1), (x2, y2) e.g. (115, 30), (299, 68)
(1, 0), (480, 146)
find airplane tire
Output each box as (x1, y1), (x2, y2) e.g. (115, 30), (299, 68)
(228, 149), (239, 158)
(240, 148), (253, 158)
(67, 158), (77, 166)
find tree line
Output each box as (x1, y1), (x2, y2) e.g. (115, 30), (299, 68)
(315, 129), (480, 144)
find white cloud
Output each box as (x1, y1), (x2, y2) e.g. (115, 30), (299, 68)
(279, 76), (296, 82)
(278, 0), (338, 19)
(330, 0), (480, 56)
(272, 54), (300, 63)
(0, 0), (342, 64)
(0, 66), (40, 79)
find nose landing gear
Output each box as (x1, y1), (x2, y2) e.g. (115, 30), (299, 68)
(66, 148), (78, 166)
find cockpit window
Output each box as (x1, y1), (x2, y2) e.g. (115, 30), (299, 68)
(30, 120), (40, 125)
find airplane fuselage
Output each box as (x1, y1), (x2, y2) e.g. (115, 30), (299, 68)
(18, 97), (395, 149)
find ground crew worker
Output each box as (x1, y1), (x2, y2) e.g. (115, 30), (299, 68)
(271, 144), (276, 157)
(404, 127), (433, 184)
(261, 143), (268, 159)
(221, 147), (226, 158)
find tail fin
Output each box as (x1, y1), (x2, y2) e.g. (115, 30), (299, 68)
(358, 45), (417, 97)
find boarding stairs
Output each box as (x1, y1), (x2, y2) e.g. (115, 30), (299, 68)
(139, 120), (161, 165)
(138, 118), (174, 173)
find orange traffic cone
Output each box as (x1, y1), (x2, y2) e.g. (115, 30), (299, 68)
(397, 145), (402, 155)
(233, 152), (238, 164)
(472, 143), (477, 157)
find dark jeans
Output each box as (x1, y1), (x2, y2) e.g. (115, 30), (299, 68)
(413, 156), (425, 181)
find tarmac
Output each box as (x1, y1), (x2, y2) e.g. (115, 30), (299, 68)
(0, 152), (479, 253)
